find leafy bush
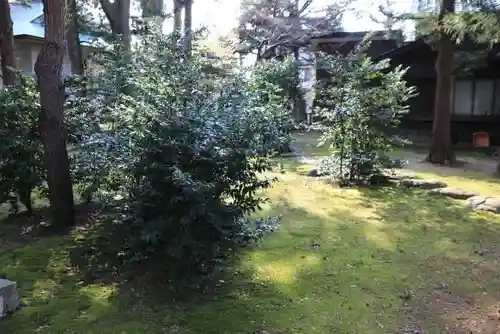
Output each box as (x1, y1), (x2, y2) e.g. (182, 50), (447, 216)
(70, 30), (287, 279)
(0, 76), (44, 214)
(250, 57), (301, 106)
(315, 40), (416, 185)
(247, 57), (300, 153)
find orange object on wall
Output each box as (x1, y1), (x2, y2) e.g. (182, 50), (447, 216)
(473, 132), (490, 148)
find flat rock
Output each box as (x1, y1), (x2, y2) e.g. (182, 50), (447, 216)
(0, 279), (20, 318)
(384, 172), (418, 181)
(467, 196), (500, 213)
(467, 196), (488, 208)
(425, 187), (480, 200)
(307, 168), (320, 177)
(399, 178), (447, 190)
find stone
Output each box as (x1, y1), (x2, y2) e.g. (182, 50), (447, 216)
(384, 158), (407, 169)
(0, 279), (20, 318)
(307, 168), (319, 177)
(384, 172), (418, 181)
(425, 187), (480, 200)
(467, 196), (500, 213)
(399, 178), (447, 190)
(467, 195), (488, 209)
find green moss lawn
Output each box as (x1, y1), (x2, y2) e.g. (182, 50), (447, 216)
(2, 134), (500, 333)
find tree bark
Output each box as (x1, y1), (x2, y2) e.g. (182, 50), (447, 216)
(183, 0), (192, 57)
(99, 0), (131, 53)
(99, 0), (131, 93)
(66, 0), (84, 75)
(0, 0), (16, 86)
(35, 0), (75, 226)
(173, 0), (182, 36)
(426, 0), (456, 165)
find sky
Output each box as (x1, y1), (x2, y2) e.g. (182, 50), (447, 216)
(187, 0), (418, 40)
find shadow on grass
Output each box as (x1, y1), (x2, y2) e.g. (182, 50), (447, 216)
(357, 185), (500, 333)
(2, 180), (500, 333)
(392, 147), (500, 191)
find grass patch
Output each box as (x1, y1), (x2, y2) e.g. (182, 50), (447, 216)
(2, 161), (500, 332)
(292, 131), (500, 196)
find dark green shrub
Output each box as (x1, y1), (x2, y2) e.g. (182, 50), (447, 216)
(70, 30), (287, 280)
(0, 76), (44, 214)
(316, 40), (416, 185)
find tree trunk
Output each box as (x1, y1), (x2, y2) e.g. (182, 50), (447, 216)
(173, 0), (182, 36)
(292, 0), (299, 61)
(99, 0), (131, 93)
(99, 0), (131, 53)
(183, 0), (192, 57)
(35, 0), (75, 227)
(426, 0), (456, 165)
(66, 0), (84, 75)
(116, 0), (131, 57)
(0, 0), (16, 86)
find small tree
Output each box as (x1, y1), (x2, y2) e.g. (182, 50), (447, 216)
(316, 40), (415, 184)
(237, 0), (346, 60)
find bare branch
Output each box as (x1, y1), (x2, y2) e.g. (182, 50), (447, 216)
(298, 0), (313, 14)
(377, 4), (426, 21)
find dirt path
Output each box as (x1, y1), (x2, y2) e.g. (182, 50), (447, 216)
(394, 149), (499, 178)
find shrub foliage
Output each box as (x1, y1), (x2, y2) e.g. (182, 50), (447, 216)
(315, 40), (416, 184)
(0, 27), (294, 281)
(68, 31), (289, 277)
(0, 76), (44, 214)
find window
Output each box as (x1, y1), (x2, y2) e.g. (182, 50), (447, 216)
(493, 80), (500, 114)
(453, 80), (473, 115)
(473, 79), (494, 115)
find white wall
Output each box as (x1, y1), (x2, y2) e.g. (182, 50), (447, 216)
(1, 41), (76, 88)
(28, 44), (73, 76)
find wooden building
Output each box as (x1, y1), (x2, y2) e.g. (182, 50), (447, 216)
(376, 39), (500, 145)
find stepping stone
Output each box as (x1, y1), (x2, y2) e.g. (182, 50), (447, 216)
(425, 187), (480, 200)
(0, 279), (20, 318)
(399, 178), (447, 190)
(385, 172), (418, 181)
(467, 196), (500, 213)
(307, 168), (320, 177)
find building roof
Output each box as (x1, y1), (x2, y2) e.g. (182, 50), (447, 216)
(310, 30), (401, 59)
(375, 38), (500, 61)
(10, 0), (94, 45)
(259, 30), (402, 60)
(310, 30), (392, 40)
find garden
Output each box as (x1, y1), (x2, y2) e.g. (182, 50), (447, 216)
(2, 31), (500, 334)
